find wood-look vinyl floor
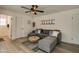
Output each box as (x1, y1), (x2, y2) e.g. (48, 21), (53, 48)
(0, 36), (79, 53)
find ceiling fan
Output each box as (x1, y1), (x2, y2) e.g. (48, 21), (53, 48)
(21, 5), (44, 15)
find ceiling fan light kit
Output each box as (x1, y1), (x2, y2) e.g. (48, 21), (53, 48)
(21, 5), (44, 15)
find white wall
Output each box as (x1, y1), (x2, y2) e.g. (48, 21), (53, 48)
(0, 9), (33, 39)
(34, 8), (79, 45)
(15, 16), (33, 38)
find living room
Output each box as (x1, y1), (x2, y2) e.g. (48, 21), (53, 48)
(0, 5), (79, 53)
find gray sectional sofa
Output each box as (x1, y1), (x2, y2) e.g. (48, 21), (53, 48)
(28, 29), (62, 52)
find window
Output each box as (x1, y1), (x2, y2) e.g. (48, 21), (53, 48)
(0, 18), (6, 26)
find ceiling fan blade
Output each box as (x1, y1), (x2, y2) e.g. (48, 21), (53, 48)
(21, 6), (31, 10)
(36, 10), (44, 13)
(25, 11), (31, 13)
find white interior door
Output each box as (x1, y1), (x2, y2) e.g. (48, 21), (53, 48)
(11, 17), (17, 40)
(16, 17), (25, 38)
(72, 15), (79, 44)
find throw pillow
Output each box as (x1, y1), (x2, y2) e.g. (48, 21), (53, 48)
(37, 29), (41, 34)
(52, 31), (59, 37)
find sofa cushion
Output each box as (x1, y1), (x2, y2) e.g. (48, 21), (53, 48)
(49, 31), (59, 37)
(35, 29), (43, 34)
(42, 30), (49, 34)
(49, 31), (53, 36)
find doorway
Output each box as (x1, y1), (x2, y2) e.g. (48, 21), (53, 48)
(0, 14), (12, 39)
(72, 14), (79, 45)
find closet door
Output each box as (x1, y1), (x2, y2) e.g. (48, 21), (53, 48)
(72, 15), (79, 44)
(16, 17), (25, 38)
(11, 17), (17, 40)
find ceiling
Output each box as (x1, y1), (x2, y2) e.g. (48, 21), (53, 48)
(0, 5), (79, 16)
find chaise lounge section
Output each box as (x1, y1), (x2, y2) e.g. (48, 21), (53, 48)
(38, 36), (57, 52)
